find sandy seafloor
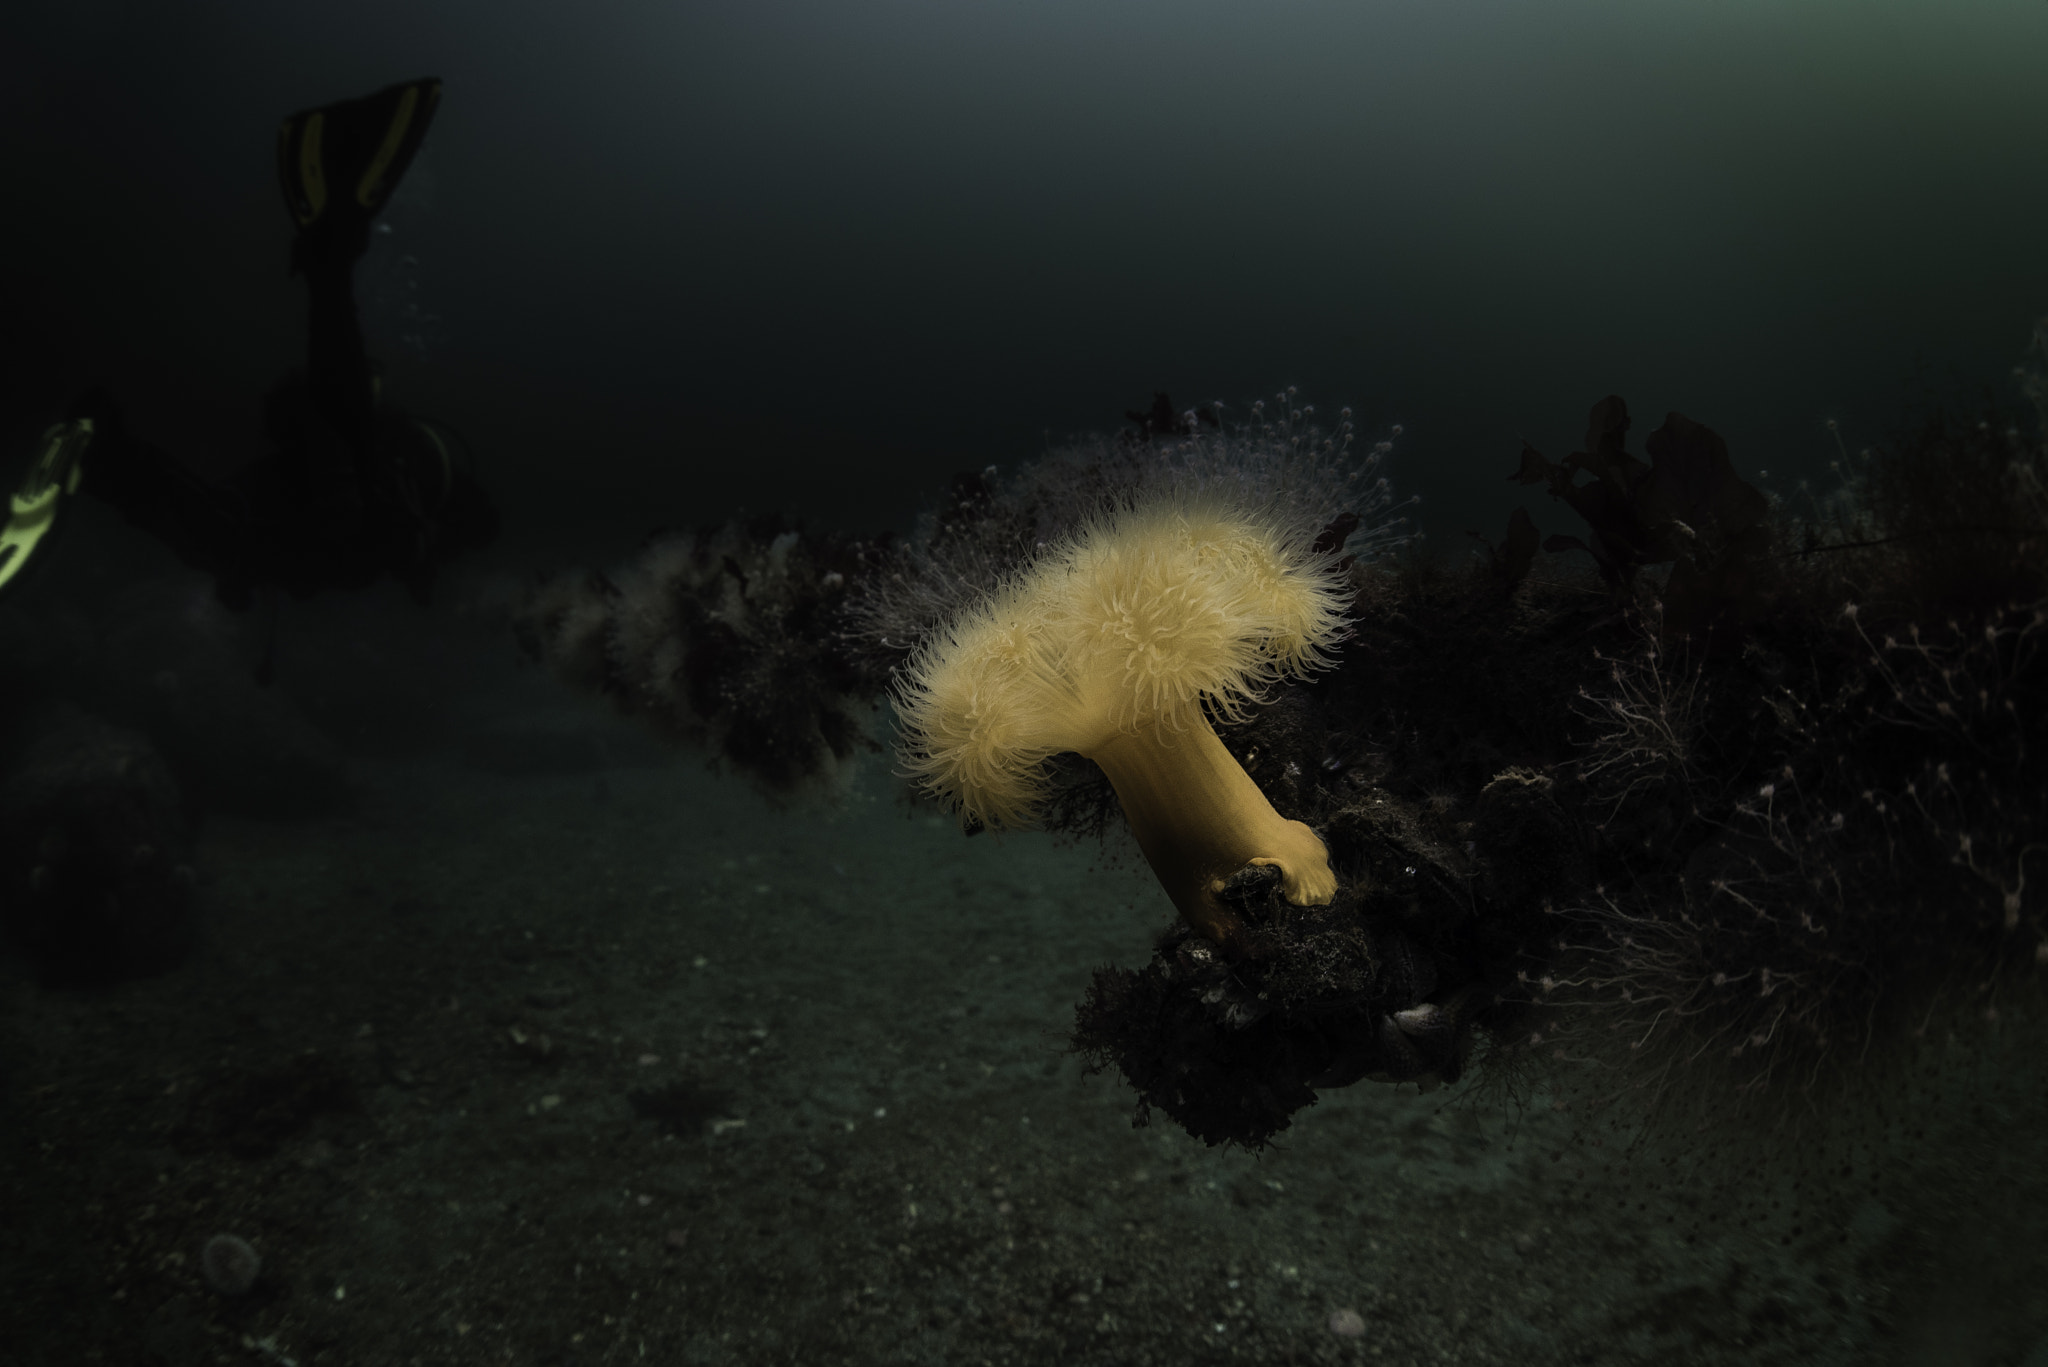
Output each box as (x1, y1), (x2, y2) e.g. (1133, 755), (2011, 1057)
(3, 638), (2047, 1367)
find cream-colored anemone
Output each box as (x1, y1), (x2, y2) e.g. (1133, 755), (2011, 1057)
(895, 493), (1349, 944)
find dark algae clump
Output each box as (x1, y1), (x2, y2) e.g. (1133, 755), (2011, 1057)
(525, 389), (2048, 1149)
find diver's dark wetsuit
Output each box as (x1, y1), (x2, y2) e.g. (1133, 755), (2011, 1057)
(71, 78), (497, 611)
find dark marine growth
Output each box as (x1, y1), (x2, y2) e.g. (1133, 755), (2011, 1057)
(522, 381), (2048, 1148)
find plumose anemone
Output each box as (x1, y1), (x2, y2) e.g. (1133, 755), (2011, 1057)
(893, 492), (1351, 945)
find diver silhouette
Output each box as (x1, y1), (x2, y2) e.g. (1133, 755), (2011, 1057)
(0, 78), (498, 618)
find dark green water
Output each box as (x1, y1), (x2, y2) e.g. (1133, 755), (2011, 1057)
(3, 2), (2047, 1360)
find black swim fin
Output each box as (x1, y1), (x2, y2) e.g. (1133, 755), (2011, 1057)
(278, 77), (442, 273)
(0, 418), (95, 600)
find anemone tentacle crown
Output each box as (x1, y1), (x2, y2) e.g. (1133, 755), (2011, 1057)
(895, 493), (1350, 943)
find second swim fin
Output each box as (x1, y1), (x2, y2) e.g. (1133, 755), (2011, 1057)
(0, 418), (94, 600)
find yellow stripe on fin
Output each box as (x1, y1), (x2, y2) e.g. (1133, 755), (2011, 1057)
(357, 84), (420, 209)
(298, 111), (328, 226)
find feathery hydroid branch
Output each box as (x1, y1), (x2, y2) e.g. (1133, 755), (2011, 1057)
(894, 494), (1349, 944)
